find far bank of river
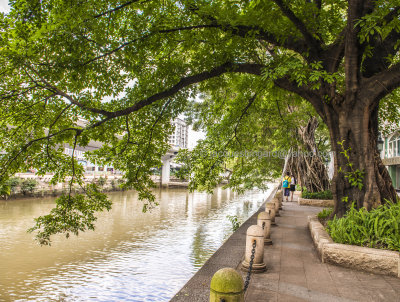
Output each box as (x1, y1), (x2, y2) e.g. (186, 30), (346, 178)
(2, 173), (189, 201)
(0, 185), (273, 301)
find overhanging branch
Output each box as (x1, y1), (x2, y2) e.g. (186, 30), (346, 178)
(274, 77), (326, 120)
(272, 0), (322, 57)
(187, 3), (310, 57)
(362, 62), (400, 103)
(109, 62), (263, 118)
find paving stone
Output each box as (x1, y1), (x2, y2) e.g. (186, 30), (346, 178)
(337, 285), (375, 301)
(278, 293), (309, 302)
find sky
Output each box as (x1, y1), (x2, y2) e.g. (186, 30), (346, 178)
(0, 0), (9, 13)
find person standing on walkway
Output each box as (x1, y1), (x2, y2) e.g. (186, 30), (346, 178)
(282, 172), (291, 202)
(290, 174), (296, 202)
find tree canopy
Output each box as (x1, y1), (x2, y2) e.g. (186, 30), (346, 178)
(1, 0), (400, 243)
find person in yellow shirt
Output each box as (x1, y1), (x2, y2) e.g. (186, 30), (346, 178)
(282, 172), (291, 202)
(290, 174), (296, 202)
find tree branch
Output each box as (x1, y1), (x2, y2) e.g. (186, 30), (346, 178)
(25, 65), (113, 117)
(272, 0), (322, 57)
(382, 6), (400, 24)
(92, 0), (147, 19)
(109, 62), (263, 118)
(362, 28), (400, 77)
(187, 3), (310, 57)
(322, 29), (346, 73)
(344, 0), (369, 105)
(361, 62), (400, 104)
(0, 128), (82, 179)
(81, 24), (221, 66)
(274, 77), (326, 120)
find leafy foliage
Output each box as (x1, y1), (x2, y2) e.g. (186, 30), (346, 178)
(327, 202), (400, 252)
(317, 207), (333, 220)
(1, 0), (400, 241)
(0, 183), (11, 199)
(302, 189), (333, 200)
(177, 75), (324, 193)
(337, 141), (365, 191)
(96, 176), (106, 188)
(20, 178), (38, 195)
(28, 184), (112, 245)
(7, 177), (21, 194)
(227, 214), (241, 232)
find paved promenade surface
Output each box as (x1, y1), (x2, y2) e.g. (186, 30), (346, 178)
(171, 193), (400, 302)
(243, 198), (400, 302)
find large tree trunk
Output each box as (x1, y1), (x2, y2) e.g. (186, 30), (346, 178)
(288, 117), (330, 192)
(326, 101), (397, 217)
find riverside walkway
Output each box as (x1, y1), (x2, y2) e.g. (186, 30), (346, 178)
(172, 194), (400, 302)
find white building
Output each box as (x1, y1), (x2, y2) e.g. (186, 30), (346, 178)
(168, 118), (188, 149)
(381, 130), (400, 191)
(64, 143), (116, 174)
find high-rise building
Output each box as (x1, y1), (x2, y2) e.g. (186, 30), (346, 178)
(168, 118), (188, 149)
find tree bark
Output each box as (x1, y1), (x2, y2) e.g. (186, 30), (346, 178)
(287, 117), (330, 192)
(325, 101), (397, 217)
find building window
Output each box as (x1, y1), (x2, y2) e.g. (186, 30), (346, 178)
(388, 134), (400, 158)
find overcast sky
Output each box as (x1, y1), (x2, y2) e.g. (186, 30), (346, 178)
(0, 0), (9, 13)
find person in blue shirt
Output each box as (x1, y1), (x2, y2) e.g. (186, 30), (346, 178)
(282, 172), (291, 202)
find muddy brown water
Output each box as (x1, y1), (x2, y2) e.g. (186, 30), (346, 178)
(0, 186), (272, 301)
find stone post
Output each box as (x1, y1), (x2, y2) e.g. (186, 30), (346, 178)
(273, 197), (280, 217)
(241, 225), (267, 273)
(275, 190), (283, 209)
(257, 211), (272, 245)
(209, 268), (244, 302)
(265, 203), (276, 225)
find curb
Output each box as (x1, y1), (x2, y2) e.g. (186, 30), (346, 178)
(299, 198), (334, 207)
(308, 215), (400, 278)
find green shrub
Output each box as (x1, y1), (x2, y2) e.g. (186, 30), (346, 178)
(97, 176), (106, 188)
(0, 183), (11, 199)
(0, 177), (20, 198)
(20, 179), (37, 195)
(327, 202), (400, 252)
(318, 208), (333, 220)
(6, 177), (20, 194)
(110, 179), (116, 190)
(302, 189), (333, 200)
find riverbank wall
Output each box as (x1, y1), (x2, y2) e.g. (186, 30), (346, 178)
(170, 183), (278, 302)
(1, 174), (190, 201)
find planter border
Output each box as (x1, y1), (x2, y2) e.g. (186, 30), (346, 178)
(299, 197), (334, 207)
(308, 215), (400, 278)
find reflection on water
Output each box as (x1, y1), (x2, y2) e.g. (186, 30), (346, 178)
(0, 186), (271, 301)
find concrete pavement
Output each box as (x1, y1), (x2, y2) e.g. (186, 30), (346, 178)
(242, 199), (400, 302)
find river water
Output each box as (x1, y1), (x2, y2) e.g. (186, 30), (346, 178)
(0, 186), (272, 302)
